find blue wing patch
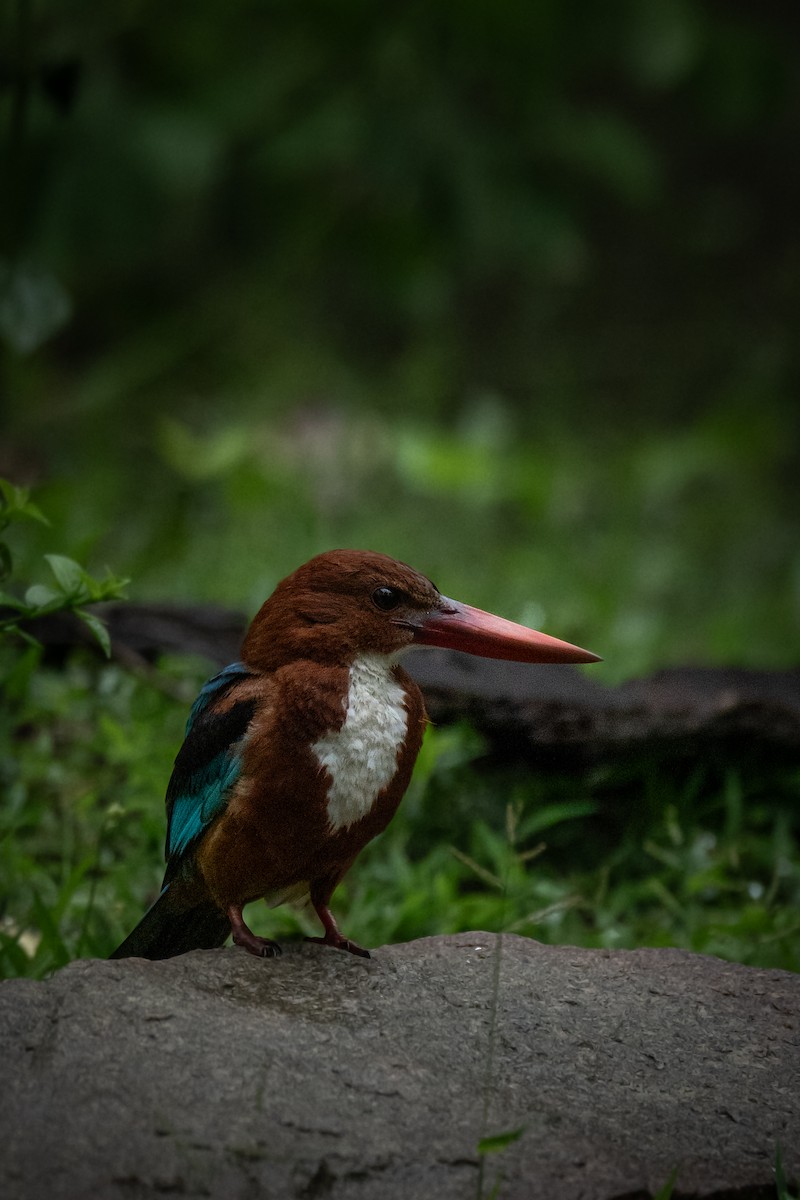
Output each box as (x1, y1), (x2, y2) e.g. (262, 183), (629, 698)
(184, 662), (252, 735)
(164, 662), (256, 870)
(166, 748), (245, 861)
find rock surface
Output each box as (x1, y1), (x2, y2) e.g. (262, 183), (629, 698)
(1, 934), (797, 1200)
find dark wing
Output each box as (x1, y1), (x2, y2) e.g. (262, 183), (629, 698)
(164, 662), (256, 876)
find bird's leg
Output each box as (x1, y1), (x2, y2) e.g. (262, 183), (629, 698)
(227, 904), (282, 958)
(306, 899), (370, 959)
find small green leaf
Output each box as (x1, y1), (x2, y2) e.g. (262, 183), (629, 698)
(773, 1144), (795, 1200)
(45, 554), (87, 597)
(477, 1127), (525, 1156)
(86, 569), (129, 603)
(77, 609), (112, 658)
(24, 583), (62, 610)
(653, 1166), (679, 1200)
(21, 499), (48, 524)
(0, 480), (49, 525)
(0, 478), (28, 510)
(519, 800), (597, 839)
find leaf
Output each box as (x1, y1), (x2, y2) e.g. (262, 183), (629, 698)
(0, 478), (30, 511)
(45, 554), (87, 597)
(477, 1127), (525, 1156)
(774, 1144), (794, 1200)
(77, 609), (112, 658)
(653, 1165), (679, 1200)
(88, 569), (129, 603)
(46, 556), (128, 605)
(21, 500), (48, 525)
(0, 480), (50, 524)
(23, 583), (63, 610)
(519, 801), (597, 839)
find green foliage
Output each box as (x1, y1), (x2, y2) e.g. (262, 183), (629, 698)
(0, 477), (47, 573)
(1, 654), (797, 980)
(328, 737), (800, 972)
(4, 400), (796, 686)
(653, 1167), (679, 1200)
(0, 2), (797, 682)
(2, 0), (797, 372)
(0, 653), (190, 977)
(0, 478), (128, 655)
(2, 3), (798, 601)
(775, 1145), (799, 1200)
(477, 1126), (526, 1200)
(477, 1128), (525, 1158)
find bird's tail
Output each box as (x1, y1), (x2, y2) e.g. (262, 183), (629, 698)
(109, 885), (230, 960)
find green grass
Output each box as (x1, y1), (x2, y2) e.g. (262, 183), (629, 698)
(1, 650), (797, 979)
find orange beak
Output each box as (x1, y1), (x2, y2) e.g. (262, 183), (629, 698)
(403, 598), (601, 665)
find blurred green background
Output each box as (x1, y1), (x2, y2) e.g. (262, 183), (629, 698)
(1, 1), (798, 976)
(2, 0), (798, 674)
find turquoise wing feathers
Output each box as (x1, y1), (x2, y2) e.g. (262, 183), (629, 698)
(164, 662), (256, 870)
(109, 662), (255, 959)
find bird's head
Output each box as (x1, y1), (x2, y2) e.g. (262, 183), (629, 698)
(241, 549), (599, 671)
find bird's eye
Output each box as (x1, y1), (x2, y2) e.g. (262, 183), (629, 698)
(372, 586), (403, 611)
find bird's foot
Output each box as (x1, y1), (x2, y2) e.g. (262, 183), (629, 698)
(305, 933), (370, 959)
(234, 932), (282, 958)
(227, 904), (282, 958)
(307, 900), (371, 957)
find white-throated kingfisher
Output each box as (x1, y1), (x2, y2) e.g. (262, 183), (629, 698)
(111, 550), (599, 961)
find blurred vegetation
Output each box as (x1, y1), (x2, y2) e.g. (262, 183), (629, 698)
(0, 2), (798, 976)
(0, 477), (127, 653)
(2, 647), (798, 978)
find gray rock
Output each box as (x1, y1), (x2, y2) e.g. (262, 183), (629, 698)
(1, 934), (797, 1200)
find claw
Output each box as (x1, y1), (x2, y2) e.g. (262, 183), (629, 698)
(307, 900), (370, 958)
(227, 904), (282, 959)
(234, 932), (282, 958)
(305, 934), (370, 959)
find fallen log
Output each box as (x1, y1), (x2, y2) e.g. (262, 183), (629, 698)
(18, 602), (800, 765)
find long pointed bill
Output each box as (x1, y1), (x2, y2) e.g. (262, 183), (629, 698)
(405, 598), (601, 664)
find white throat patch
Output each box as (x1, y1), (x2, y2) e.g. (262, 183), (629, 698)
(312, 654), (408, 831)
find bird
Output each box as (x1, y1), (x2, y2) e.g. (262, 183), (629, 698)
(110, 549), (599, 961)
